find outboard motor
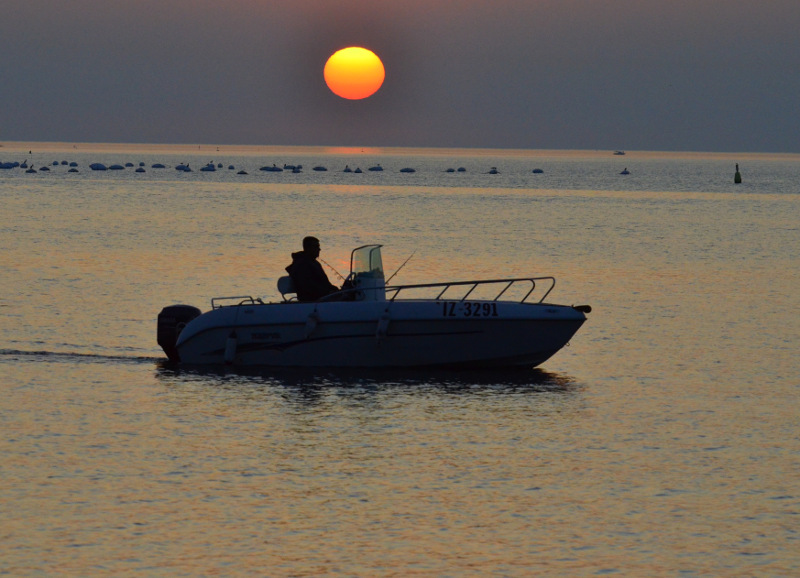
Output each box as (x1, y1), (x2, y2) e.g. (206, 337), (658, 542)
(157, 305), (201, 362)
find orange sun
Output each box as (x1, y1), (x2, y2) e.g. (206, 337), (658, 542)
(324, 47), (385, 100)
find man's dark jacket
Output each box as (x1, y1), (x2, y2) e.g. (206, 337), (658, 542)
(285, 251), (339, 302)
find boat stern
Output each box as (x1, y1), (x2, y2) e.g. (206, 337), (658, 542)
(157, 304), (202, 362)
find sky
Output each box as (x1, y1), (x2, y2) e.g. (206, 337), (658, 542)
(3, 0), (799, 152)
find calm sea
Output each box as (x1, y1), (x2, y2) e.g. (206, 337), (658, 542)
(2, 143), (799, 576)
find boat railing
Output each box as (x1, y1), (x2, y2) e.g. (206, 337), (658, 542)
(211, 295), (263, 309)
(386, 276), (556, 303)
(211, 277), (556, 307)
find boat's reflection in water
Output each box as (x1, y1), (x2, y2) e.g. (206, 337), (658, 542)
(155, 361), (581, 405)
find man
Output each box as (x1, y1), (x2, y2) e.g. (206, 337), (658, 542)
(285, 236), (340, 302)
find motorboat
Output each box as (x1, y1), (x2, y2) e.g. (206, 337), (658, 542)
(157, 245), (590, 369)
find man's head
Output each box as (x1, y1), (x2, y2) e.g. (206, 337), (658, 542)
(302, 236), (321, 258)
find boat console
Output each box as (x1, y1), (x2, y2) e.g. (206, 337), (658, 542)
(348, 244), (386, 301)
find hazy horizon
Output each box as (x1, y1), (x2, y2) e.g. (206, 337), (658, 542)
(3, 0), (799, 153)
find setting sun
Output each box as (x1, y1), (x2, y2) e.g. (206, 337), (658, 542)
(324, 47), (385, 100)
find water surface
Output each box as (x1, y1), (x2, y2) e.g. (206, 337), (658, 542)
(2, 145), (799, 575)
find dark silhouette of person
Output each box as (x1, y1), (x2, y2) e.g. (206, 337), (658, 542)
(285, 236), (339, 302)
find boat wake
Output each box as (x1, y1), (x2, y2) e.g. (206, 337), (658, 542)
(2, 348), (580, 395)
(0, 348), (161, 365)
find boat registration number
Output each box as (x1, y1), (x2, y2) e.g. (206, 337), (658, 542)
(441, 301), (499, 317)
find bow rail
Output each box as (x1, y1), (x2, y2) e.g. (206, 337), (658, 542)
(384, 276), (556, 304)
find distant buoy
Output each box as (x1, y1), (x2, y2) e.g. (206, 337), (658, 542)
(734, 163), (742, 184)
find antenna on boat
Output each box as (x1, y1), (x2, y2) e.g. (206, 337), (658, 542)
(386, 250), (416, 284)
(319, 258), (346, 282)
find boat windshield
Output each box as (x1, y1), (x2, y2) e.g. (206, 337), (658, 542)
(350, 244), (384, 279)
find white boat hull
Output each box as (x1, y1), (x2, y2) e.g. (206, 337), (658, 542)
(172, 300), (586, 369)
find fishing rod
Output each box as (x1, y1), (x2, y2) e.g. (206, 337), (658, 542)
(319, 257), (346, 282)
(386, 250), (416, 284)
